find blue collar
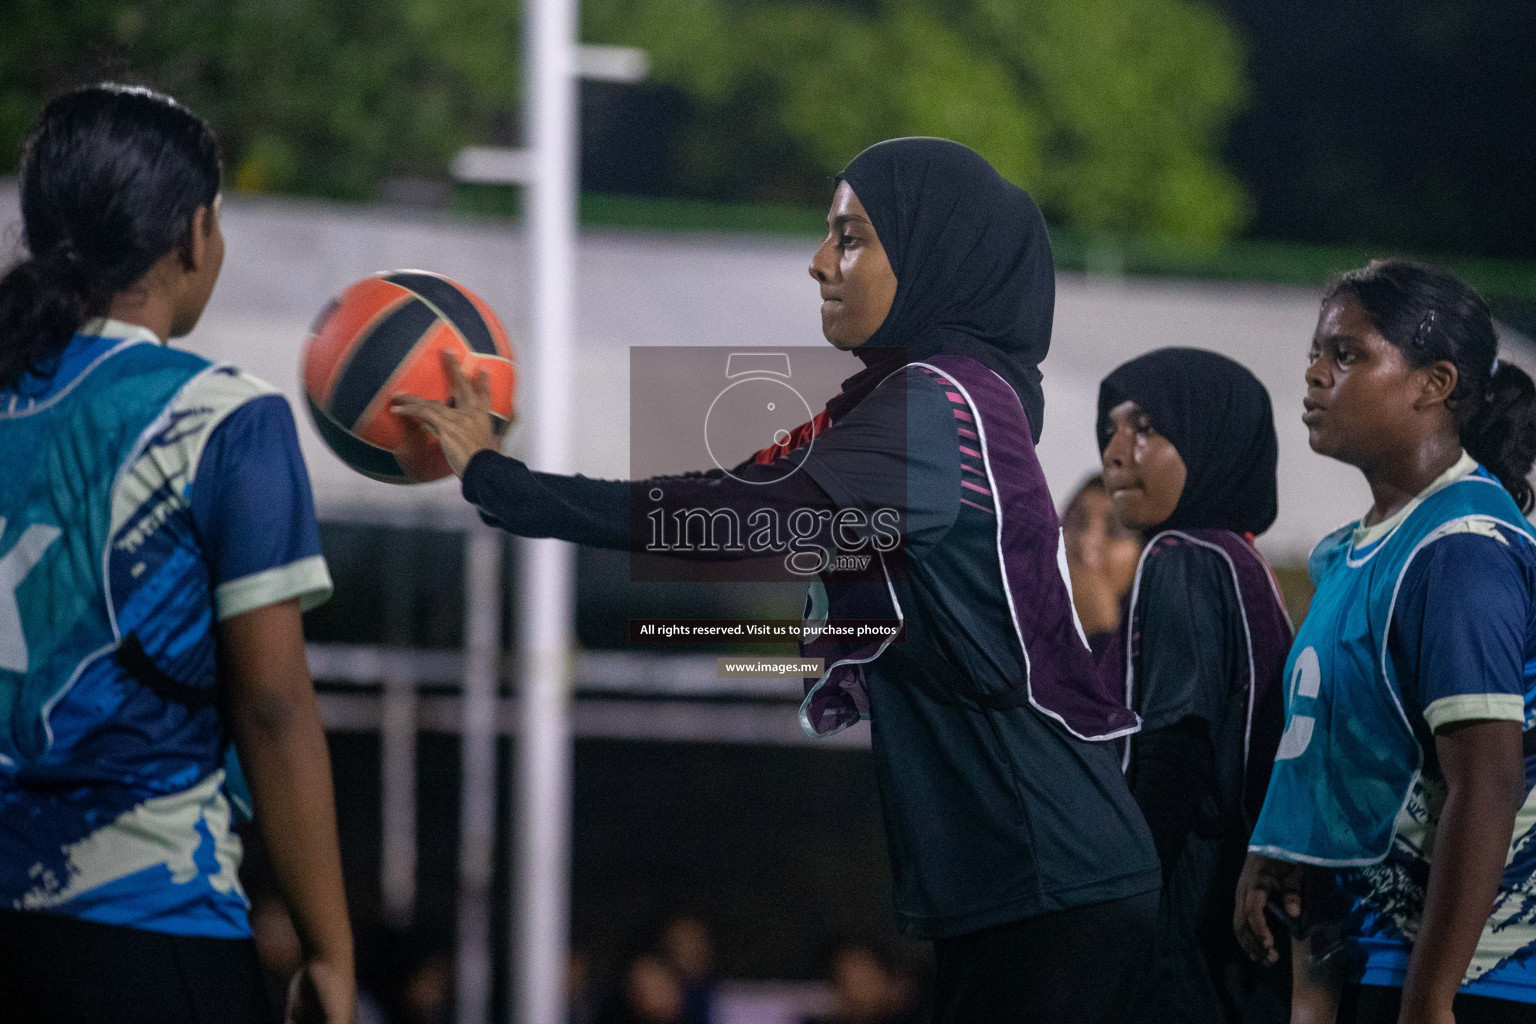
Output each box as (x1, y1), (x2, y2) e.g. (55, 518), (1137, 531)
(3, 319), (161, 414)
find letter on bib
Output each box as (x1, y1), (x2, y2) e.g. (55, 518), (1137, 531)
(1275, 645), (1321, 761)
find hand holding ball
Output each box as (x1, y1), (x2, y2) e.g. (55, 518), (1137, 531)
(392, 352), (505, 478)
(302, 271), (515, 483)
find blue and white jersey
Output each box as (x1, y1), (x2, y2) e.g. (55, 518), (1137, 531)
(0, 319), (331, 938)
(1252, 453), (1536, 1002)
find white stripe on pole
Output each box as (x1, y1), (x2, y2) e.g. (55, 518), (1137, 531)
(512, 542), (574, 1024)
(515, 0), (578, 1019)
(573, 44), (649, 83)
(381, 556), (418, 930)
(456, 524), (503, 1024)
(451, 146), (534, 186)
(379, 674), (418, 927)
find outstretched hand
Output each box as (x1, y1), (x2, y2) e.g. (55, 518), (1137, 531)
(391, 350), (506, 478)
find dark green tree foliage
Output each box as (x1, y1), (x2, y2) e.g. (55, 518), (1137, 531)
(0, 0), (522, 199)
(2, 0), (1249, 241)
(585, 0), (1250, 241)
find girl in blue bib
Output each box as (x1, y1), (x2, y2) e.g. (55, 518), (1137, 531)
(0, 85), (354, 1024)
(1235, 260), (1536, 1024)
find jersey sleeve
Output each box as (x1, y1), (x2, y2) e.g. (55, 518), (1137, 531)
(1390, 526), (1532, 732)
(1131, 540), (1238, 732)
(796, 365), (961, 561)
(189, 392), (332, 621)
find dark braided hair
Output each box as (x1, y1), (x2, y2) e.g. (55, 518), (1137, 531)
(0, 83), (220, 390)
(1325, 258), (1536, 513)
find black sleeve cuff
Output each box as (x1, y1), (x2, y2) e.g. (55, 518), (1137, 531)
(461, 447), (506, 508)
(457, 449), (633, 547)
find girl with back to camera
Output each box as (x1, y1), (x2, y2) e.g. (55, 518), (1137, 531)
(1237, 260), (1536, 1023)
(399, 138), (1162, 1024)
(0, 85), (353, 1024)
(1096, 348), (1293, 1024)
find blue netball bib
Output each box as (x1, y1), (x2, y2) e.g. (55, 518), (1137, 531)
(0, 322), (331, 937)
(1250, 468), (1533, 865)
(0, 333), (205, 760)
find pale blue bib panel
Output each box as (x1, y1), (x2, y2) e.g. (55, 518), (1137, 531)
(0, 337), (208, 763)
(1250, 469), (1533, 866)
(1, 325), (332, 937)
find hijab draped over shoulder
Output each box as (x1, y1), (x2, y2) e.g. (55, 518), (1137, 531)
(824, 138), (1056, 441)
(1097, 348), (1279, 536)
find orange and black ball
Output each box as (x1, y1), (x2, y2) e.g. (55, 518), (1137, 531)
(302, 271), (516, 483)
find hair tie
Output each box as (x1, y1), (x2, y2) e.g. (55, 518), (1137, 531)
(29, 241), (95, 299)
(1491, 355), (1502, 375)
(36, 241), (85, 273)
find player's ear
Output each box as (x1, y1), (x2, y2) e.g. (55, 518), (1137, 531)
(1416, 358), (1458, 411)
(181, 205), (215, 273)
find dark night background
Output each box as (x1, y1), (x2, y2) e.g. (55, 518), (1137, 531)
(1221, 0), (1536, 259)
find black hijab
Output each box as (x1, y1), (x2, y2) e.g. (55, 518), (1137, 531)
(824, 138), (1055, 441)
(1097, 347), (1279, 536)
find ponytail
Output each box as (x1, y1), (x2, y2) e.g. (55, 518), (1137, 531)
(1327, 258), (1536, 514)
(0, 258), (93, 389)
(0, 83), (220, 391)
(1464, 362), (1536, 513)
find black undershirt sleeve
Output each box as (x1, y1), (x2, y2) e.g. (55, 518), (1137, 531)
(1130, 717), (1215, 884)
(459, 448), (837, 555)
(1124, 543), (1237, 883)
(458, 366), (960, 560)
